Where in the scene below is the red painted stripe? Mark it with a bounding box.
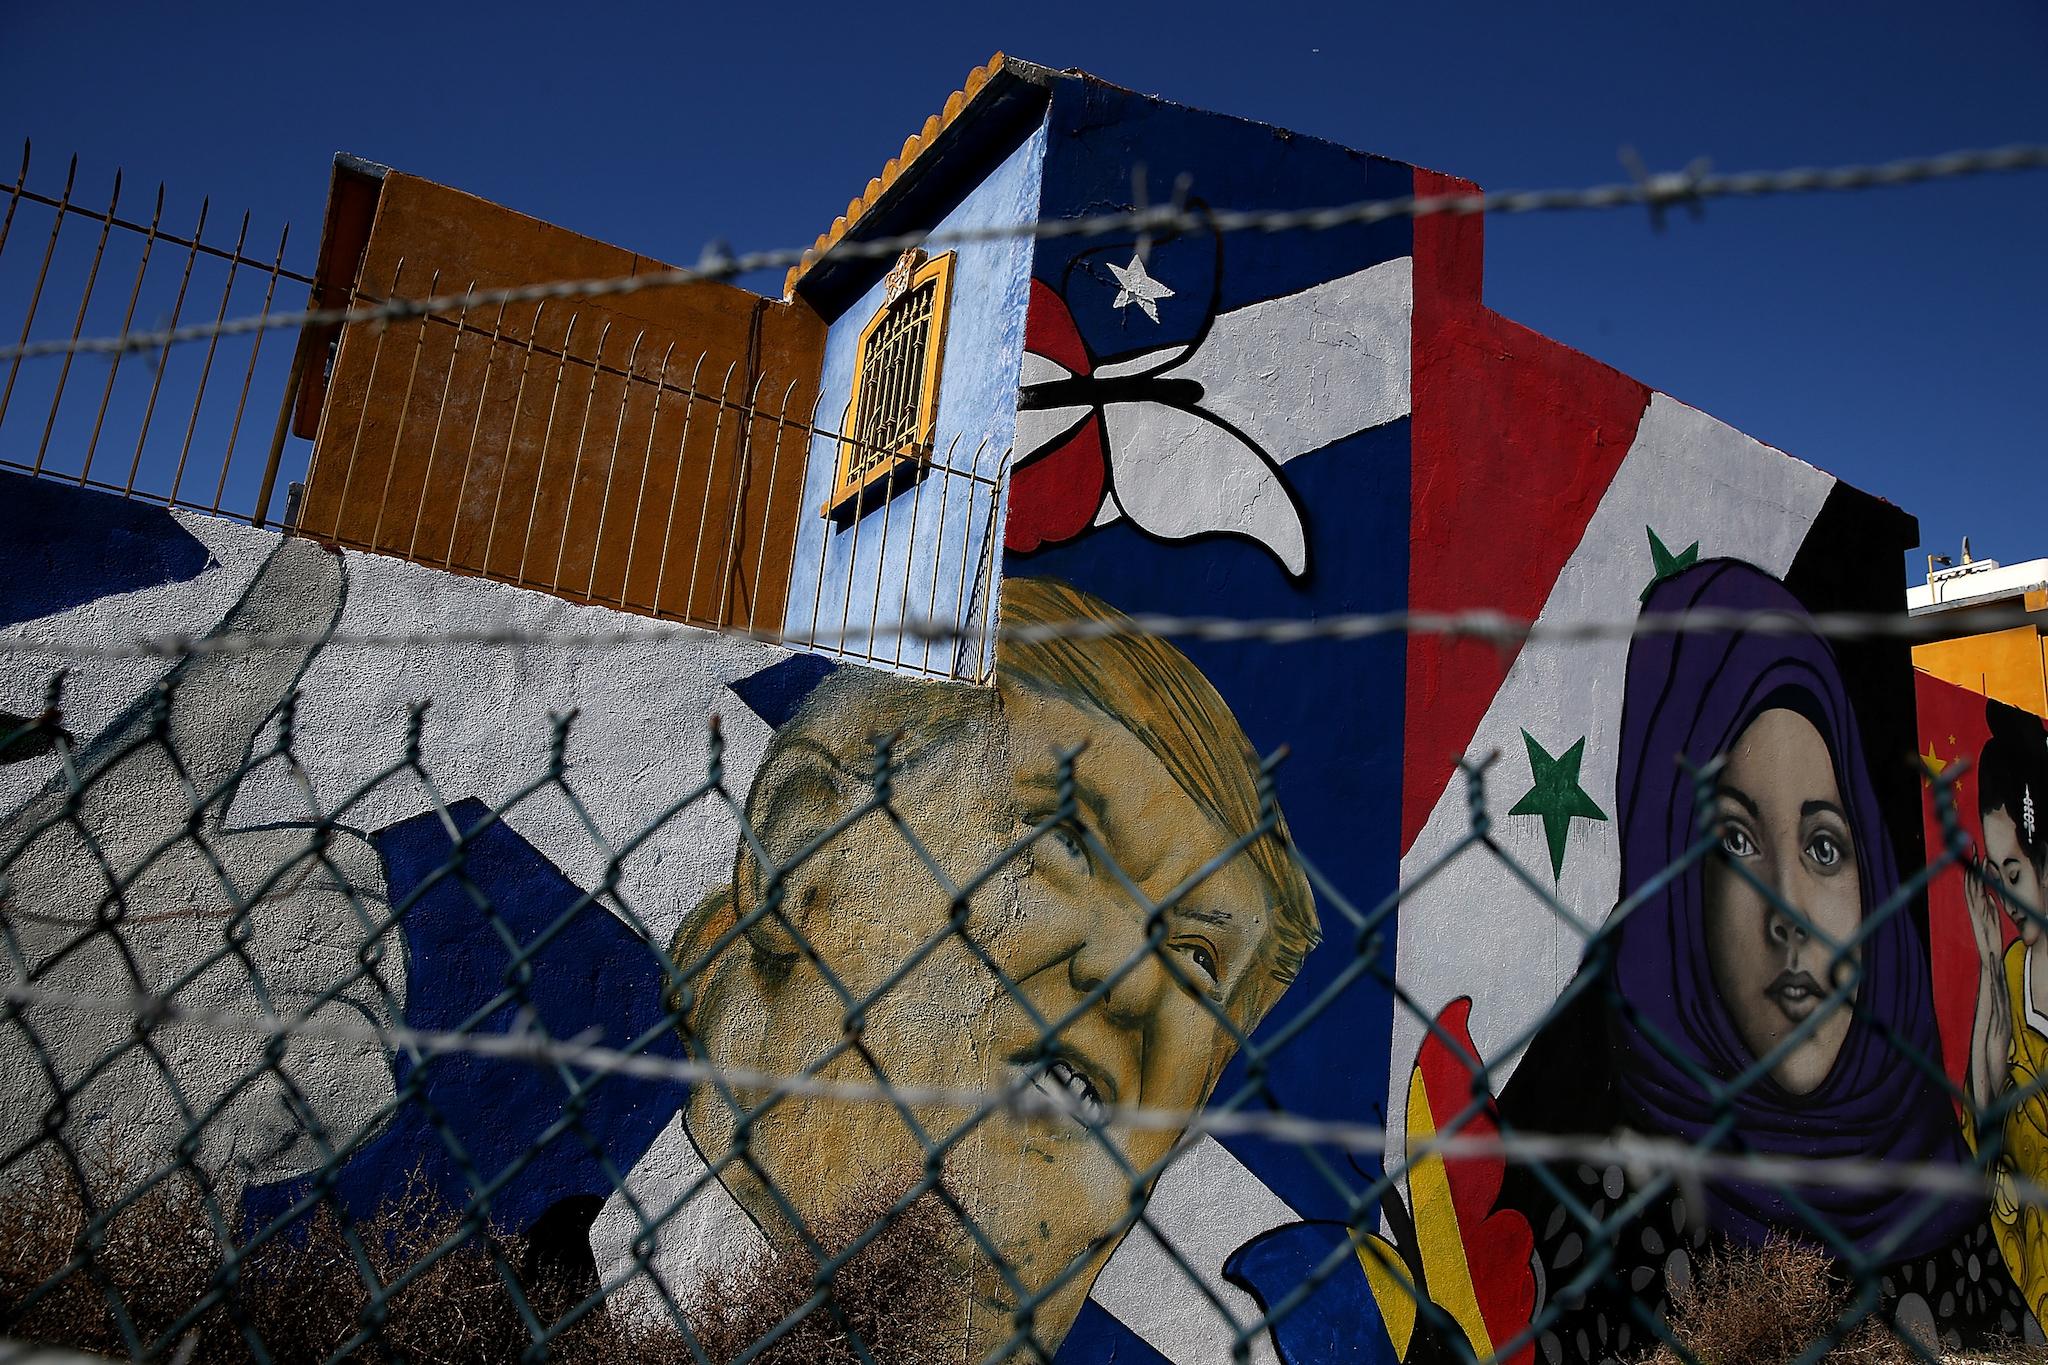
[1403,169,1651,854]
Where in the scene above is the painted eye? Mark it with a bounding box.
[1807,831,1844,870]
[1719,823,1757,858]
[1027,813,1091,873]
[1174,940,1220,984]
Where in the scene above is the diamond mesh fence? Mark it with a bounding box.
[1,538,2043,1365]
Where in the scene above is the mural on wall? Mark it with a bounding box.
[1006,76,1421,1362]
[1920,673,2048,1332]
[0,474,760,1291]
[0,534,403,1189]
[661,575,1316,1357]
[988,75,2004,1360]
[1008,220,1412,578]
[1227,566,2038,1365]
[8,64,2023,1362]
[1472,562,2019,1361]
[2,473,1324,1360]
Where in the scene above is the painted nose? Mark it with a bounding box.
[1070,902,1169,1028]
[1766,910,1808,948]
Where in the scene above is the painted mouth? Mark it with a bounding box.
[1765,969,1829,1022]
[1012,1051,1111,1127]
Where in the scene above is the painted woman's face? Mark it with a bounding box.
[1983,809,2048,947]
[1702,707,1862,1095]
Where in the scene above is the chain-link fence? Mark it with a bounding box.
[4,106,2048,1365]
[1,546,2043,1365]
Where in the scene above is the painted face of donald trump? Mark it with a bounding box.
[669,578,1316,1357]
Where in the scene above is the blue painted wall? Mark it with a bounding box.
[783,122,1047,679]
[1014,77,1416,1228]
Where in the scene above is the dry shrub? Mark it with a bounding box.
[1,1142,540,1364]
[0,1137,224,1356]
[560,1173,969,1365]
[2,1138,970,1365]
[1640,1234,1913,1365]
[232,1171,535,1365]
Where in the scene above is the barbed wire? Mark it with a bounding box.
[1,601,2039,665]
[3,142,2045,364]
[2,977,2037,1211]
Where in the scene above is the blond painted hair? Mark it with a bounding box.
[996,577,1319,990]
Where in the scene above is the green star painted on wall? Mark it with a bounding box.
[1642,526,1700,601]
[1509,729,1608,879]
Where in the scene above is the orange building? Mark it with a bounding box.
[1910,550,2048,717]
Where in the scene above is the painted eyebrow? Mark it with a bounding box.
[1014,768,1115,844]
[1172,904,1235,927]
[1801,800,1849,824]
[1714,783,1760,818]
[1016,753,1248,901]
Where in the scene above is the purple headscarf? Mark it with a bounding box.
[1608,559,1976,1257]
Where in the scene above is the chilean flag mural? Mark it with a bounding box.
[1009,255,1412,578]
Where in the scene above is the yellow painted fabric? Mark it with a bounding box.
[1399,1065,1496,1360]
[1357,1232,1418,1358]
[1976,942,2048,1327]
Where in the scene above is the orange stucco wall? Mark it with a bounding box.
[298,172,825,631]
[1911,592,2048,719]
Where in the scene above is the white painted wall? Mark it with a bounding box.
[0,510,798,1201]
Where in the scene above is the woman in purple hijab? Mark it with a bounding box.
[1495,559,2027,1362]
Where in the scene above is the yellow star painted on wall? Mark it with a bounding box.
[1921,742,1950,785]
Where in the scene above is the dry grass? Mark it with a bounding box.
[0,1137,968,1364]
[1944,1346,2048,1364]
[1638,1234,1914,1365]
[561,1179,968,1365]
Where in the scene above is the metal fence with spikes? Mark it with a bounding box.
[292,265,1004,679]
[0,142,314,526]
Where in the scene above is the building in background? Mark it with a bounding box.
[12,53,2031,1365]
[1911,541,2048,718]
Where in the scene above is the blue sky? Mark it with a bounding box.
[6,1,2044,584]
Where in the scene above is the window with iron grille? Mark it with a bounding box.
[826,250,953,518]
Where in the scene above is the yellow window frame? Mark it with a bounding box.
[824,250,955,519]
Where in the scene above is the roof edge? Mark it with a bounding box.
[784,53,1053,305]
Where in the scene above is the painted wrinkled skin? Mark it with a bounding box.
[0,538,402,1197]
[1702,707,1861,1095]
[672,590,1308,1359]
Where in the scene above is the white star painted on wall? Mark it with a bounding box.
[1107,253,1174,322]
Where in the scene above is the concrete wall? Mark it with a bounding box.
[0,469,813,1270]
